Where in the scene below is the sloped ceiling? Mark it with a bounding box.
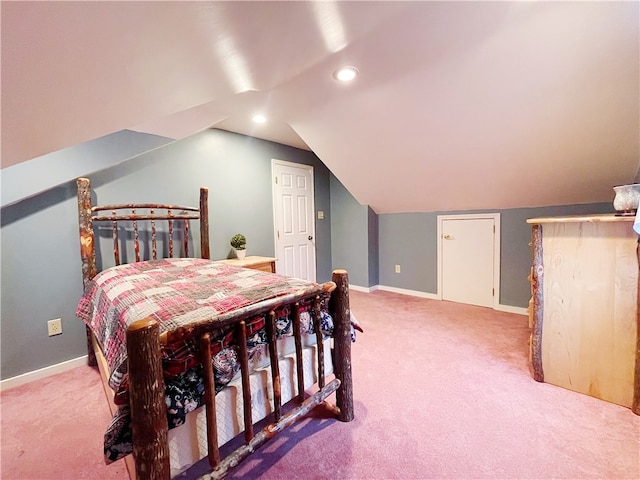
[2,1,638,213]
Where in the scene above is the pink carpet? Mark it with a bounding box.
[1,363,128,480]
[3,290,639,479]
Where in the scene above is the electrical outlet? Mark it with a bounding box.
[395,264,401,273]
[47,318,63,336]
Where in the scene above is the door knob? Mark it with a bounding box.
[444,234,453,240]
[308,235,313,241]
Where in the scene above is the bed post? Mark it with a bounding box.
[77,177,98,367]
[530,223,544,383]
[127,318,170,480]
[330,269,354,422]
[200,187,210,259]
[633,240,640,415]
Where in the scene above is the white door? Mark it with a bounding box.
[438,215,499,308]
[272,160,316,281]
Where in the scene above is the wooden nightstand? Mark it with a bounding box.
[217,256,276,273]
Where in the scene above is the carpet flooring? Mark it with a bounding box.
[0,362,128,480]
[2,289,639,479]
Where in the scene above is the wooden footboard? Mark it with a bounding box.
[126,269,354,480]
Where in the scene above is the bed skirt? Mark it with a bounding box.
[168,336,333,476]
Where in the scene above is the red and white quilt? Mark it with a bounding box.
[76,258,318,391]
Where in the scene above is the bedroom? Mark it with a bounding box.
[1,1,639,479]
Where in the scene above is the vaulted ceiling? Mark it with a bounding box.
[2,1,638,213]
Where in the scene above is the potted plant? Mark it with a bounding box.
[230,233,247,259]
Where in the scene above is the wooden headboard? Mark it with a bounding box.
[76,177,210,287]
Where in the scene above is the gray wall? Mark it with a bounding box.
[330,175,371,287]
[367,207,379,287]
[1,129,333,380]
[1,130,174,208]
[379,213,438,292]
[378,203,614,307]
[87,129,334,272]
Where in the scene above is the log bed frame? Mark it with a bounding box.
[76,177,355,480]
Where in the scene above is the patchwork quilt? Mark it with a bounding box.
[76,258,323,392]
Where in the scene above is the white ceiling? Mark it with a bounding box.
[2,1,638,213]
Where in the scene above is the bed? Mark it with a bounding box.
[74,177,357,480]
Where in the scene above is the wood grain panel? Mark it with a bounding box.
[541,221,637,407]
[216,256,276,273]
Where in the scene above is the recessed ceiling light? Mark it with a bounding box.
[252,114,267,124]
[333,66,359,82]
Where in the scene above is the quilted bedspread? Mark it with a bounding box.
[76,258,320,392]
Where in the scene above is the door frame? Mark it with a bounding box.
[271,159,317,281]
[436,213,501,308]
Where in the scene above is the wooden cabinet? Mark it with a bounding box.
[217,256,276,273]
[527,214,639,413]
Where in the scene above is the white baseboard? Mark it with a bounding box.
[349,284,379,293]
[358,284,528,316]
[376,285,439,299]
[495,304,528,316]
[0,355,88,392]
